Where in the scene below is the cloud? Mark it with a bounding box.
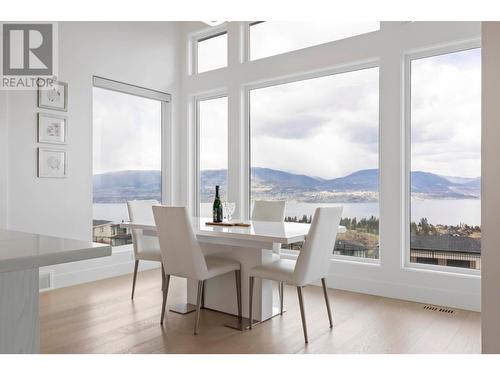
[410,48,481,177]
[251,67,380,179]
[93,87,162,174]
[252,113,329,139]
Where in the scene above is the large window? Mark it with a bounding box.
[197,32,228,73]
[250,21,380,61]
[409,48,481,270]
[198,96,228,216]
[250,67,380,259]
[93,83,164,247]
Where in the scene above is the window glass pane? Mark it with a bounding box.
[199,97,228,216]
[197,32,228,73]
[250,21,380,60]
[92,87,162,247]
[250,67,380,259]
[410,48,481,270]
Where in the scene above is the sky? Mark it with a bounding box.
[93,87,161,175]
[92,23,481,180]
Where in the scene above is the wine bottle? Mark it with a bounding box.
[213,185,223,222]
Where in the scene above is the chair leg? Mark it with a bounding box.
[321,278,333,328]
[279,282,284,315]
[249,276,255,329]
[297,286,308,343]
[194,280,204,335]
[161,263,165,291]
[201,280,206,309]
[235,270,242,318]
[160,274,171,325]
[131,260,139,300]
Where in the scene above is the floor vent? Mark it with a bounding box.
[423,305,455,314]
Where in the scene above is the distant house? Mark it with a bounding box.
[92,220,132,247]
[410,234,481,270]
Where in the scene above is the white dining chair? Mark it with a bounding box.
[248,206,343,343]
[251,200,286,222]
[251,200,286,304]
[127,200,163,300]
[153,205,242,335]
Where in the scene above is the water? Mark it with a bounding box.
[94,199,481,227]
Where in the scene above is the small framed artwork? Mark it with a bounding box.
[38,81,68,112]
[37,148,67,178]
[38,113,67,144]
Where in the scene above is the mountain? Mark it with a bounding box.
[93,170,161,203]
[252,167,321,189]
[93,168,480,204]
[322,169,379,191]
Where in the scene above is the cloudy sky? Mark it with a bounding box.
[93,23,481,181]
[93,87,161,175]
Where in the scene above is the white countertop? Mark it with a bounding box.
[122,217,346,245]
[0,229,112,273]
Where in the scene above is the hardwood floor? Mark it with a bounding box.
[40,269,480,354]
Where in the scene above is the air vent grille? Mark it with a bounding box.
[423,305,455,314]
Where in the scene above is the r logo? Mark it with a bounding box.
[2,23,53,76]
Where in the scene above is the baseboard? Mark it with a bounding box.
[43,248,161,290]
[323,273,480,312]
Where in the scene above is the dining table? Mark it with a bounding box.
[121,217,346,329]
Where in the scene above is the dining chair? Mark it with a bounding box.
[251,200,286,222]
[127,200,163,300]
[248,206,343,343]
[153,205,242,335]
[251,200,286,304]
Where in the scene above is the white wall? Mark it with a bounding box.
[481,21,500,353]
[4,22,181,287]
[179,21,482,311]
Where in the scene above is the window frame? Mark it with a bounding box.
[189,24,229,75]
[91,77,172,250]
[244,60,381,264]
[403,40,481,276]
[194,91,229,217]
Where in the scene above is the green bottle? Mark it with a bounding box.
[213,185,223,222]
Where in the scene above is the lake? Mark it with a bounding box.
[94,199,481,226]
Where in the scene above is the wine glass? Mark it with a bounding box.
[224,202,236,222]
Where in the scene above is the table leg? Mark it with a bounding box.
[187,244,278,330]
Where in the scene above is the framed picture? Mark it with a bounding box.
[37,148,67,178]
[37,113,67,144]
[38,81,68,111]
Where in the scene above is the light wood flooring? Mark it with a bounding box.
[40,269,480,354]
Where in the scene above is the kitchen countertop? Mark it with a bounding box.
[0,229,112,273]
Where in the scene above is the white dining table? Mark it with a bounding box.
[121,217,345,329]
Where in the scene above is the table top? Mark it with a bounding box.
[121,217,346,245]
[0,229,111,273]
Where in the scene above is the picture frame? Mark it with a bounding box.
[38,81,68,112]
[37,148,67,178]
[37,113,67,144]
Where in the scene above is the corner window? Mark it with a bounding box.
[197,31,228,73]
[92,78,168,247]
